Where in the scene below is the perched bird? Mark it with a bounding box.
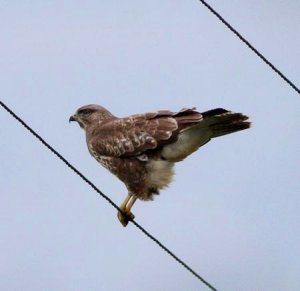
[69,104,250,226]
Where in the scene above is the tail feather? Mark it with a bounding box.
[201,110,251,138]
[162,108,250,162]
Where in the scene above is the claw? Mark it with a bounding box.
[117,210,135,227]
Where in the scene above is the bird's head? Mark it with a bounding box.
[69,104,115,130]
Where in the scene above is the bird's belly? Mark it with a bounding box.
[93,153,174,200]
[161,125,211,161]
[93,155,148,191]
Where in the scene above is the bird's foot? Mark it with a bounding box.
[117,210,135,227]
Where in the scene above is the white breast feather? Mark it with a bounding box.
[146,160,174,190]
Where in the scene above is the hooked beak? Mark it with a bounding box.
[69,114,77,123]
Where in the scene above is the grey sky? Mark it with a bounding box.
[1,1,299,290]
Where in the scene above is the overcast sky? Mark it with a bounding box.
[1,1,299,290]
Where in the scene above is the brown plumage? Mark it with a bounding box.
[69,104,250,226]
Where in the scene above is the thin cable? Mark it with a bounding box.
[198,0,300,95]
[0,100,217,291]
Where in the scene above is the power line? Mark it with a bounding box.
[198,0,300,95]
[0,100,217,291]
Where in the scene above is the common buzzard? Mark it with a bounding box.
[69,105,250,226]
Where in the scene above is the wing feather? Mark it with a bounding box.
[88,108,203,157]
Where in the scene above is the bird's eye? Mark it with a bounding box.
[78,108,94,115]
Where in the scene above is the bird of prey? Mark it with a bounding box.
[69,104,250,226]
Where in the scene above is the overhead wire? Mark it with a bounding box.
[198,0,300,95]
[0,100,217,291]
